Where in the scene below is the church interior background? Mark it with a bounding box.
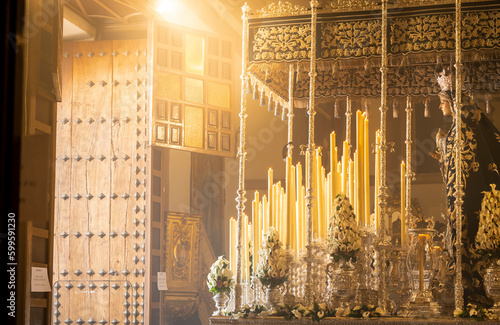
[2,0,500,324]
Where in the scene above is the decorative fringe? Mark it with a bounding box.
[424,97,430,118]
[334,98,340,119]
[486,93,492,114]
[393,99,399,118]
[364,98,370,118]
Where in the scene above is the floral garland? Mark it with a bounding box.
[327,194,362,263]
[474,184,500,259]
[255,227,288,288]
[229,303,385,322]
[454,303,497,321]
[206,256,234,295]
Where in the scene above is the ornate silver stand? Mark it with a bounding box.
[399,229,441,318]
[485,259,500,316]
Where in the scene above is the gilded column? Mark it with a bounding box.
[378,0,389,312]
[235,3,250,311]
[305,0,319,306]
[405,95,413,248]
[288,64,295,157]
[454,0,465,310]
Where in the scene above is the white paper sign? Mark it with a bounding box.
[157,272,168,290]
[31,267,51,292]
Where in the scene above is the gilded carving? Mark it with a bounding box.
[250,9,500,61]
[164,214,201,291]
[163,297,198,320]
[321,20,382,59]
[172,222,192,281]
[390,15,455,54]
[254,1,308,18]
[462,11,500,49]
[251,24,311,61]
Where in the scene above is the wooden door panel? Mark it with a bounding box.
[54,39,147,324]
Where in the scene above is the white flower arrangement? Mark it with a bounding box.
[454,304,496,320]
[474,184,500,259]
[327,194,362,263]
[255,227,288,288]
[207,256,234,295]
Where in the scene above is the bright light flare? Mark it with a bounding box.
[156,0,178,15]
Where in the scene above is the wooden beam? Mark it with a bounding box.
[63,5,96,39]
[93,0,126,23]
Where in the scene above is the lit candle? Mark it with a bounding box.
[364,116,370,229]
[296,163,304,251]
[356,111,364,226]
[273,183,279,229]
[262,195,269,236]
[349,158,354,207]
[230,217,237,272]
[281,186,286,245]
[312,151,319,238]
[252,191,260,268]
[258,201,263,261]
[320,165,327,238]
[286,156,291,247]
[243,214,248,281]
[342,141,349,194]
[289,164,296,251]
[401,161,406,247]
[327,172,332,228]
[330,131,336,174]
[268,168,273,227]
[300,186,306,249]
[353,151,358,219]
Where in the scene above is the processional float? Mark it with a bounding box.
[224,0,500,319]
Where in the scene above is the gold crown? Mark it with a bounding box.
[437,70,452,91]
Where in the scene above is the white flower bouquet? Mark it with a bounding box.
[207,256,235,295]
[327,194,362,263]
[256,227,288,288]
[474,184,500,259]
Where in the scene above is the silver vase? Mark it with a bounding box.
[265,286,281,310]
[484,258,500,316]
[327,261,356,309]
[212,292,229,316]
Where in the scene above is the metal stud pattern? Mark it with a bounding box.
[55,43,146,323]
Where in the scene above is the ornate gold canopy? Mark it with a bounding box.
[246,0,500,108]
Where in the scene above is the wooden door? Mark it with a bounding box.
[53,39,148,325]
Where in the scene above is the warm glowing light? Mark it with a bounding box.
[156,0,178,15]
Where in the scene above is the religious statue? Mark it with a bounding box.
[431,68,500,306]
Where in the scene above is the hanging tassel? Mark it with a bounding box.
[334,98,340,119]
[398,56,407,75]
[332,61,338,78]
[274,101,280,117]
[260,90,266,106]
[268,96,273,111]
[393,99,399,118]
[282,106,287,121]
[253,82,258,101]
[364,59,370,77]
[424,97,430,118]
[435,54,443,73]
[365,98,370,118]
[486,93,492,114]
[246,79,252,95]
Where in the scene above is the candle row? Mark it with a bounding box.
[230,111,380,279]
